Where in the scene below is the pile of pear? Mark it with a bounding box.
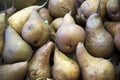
[0,0,120,80]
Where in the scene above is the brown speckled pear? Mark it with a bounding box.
[29,42,54,80]
[76,42,115,80]
[52,48,80,80]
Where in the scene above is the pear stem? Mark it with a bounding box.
[39,0,48,9]
[96,0,101,13]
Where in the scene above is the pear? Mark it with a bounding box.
[22,9,49,47]
[76,42,115,80]
[29,42,54,80]
[39,7,53,24]
[49,17,63,41]
[48,0,76,17]
[104,22,120,51]
[8,2,47,34]
[114,33,120,51]
[0,13,5,57]
[52,48,80,80]
[2,26,33,64]
[55,12,85,53]
[76,0,108,25]
[0,61,28,80]
[85,12,114,58]
[106,0,120,21]
[104,22,120,37]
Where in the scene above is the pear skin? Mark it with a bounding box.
[85,13,114,58]
[52,48,80,80]
[8,4,47,34]
[104,22,120,37]
[0,13,5,57]
[76,42,115,80]
[49,17,63,41]
[0,61,28,80]
[104,22,120,51]
[114,33,120,51]
[76,0,108,24]
[22,9,50,47]
[29,42,54,80]
[106,0,120,21]
[55,12,85,53]
[48,0,76,17]
[3,26,33,64]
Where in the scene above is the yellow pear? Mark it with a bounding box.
[8,2,47,34]
[3,26,33,64]
[52,48,80,80]
[22,9,50,47]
